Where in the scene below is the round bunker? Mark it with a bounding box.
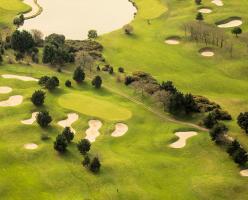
[85,120,102,143]
[2,74,38,82]
[198,8,213,14]
[199,48,215,57]
[0,95,23,107]
[24,143,38,150]
[240,169,248,177]
[0,86,12,94]
[111,123,128,137]
[57,113,79,134]
[216,17,242,28]
[211,0,223,6]
[169,131,198,148]
[21,112,38,125]
[165,36,180,45]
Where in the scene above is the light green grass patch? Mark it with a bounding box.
[58,93,132,121]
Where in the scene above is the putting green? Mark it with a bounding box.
[58,93,132,121]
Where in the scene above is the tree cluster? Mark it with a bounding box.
[36,111,52,128]
[54,127,74,153]
[38,76,59,90]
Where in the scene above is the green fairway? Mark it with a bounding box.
[58,93,132,121]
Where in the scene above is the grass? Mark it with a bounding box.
[58,93,132,121]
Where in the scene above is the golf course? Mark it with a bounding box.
[0,0,248,199]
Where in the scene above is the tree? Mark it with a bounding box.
[227,140,241,155]
[75,51,94,72]
[65,80,72,87]
[36,111,52,128]
[88,30,98,40]
[232,27,242,37]
[44,76,59,90]
[123,24,134,35]
[31,90,45,106]
[237,112,248,134]
[11,30,35,53]
[73,67,85,83]
[184,93,197,114]
[168,92,185,114]
[118,67,124,73]
[90,157,101,173]
[31,29,44,46]
[82,155,91,167]
[195,0,202,5]
[77,139,91,155]
[124,76,134,85]
[203,112,217,128]
[196,12,204,21]
[92,76,102,89]
[62,127,74,143]
[232,148,248,165]
[39,76,50,86]
[13,14,24,27]
[54,134,68,153]
[209,123,228,144]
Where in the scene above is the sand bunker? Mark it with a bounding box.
[211,0,223,6]
[240,169,248,177]
[0,95,23,107]
[198,8,212,14]
[0,87,12,94]
[217,20,243,28]
[2,74,38,82]
[111,123,128,137]
[85,120,102,143]
[169,131,198,148]
[23,0,41,18]
[165,37,180,45]
[24,143,38,150]
[57,113,79,133]
[201,51,215,57]
[21,112,38,125]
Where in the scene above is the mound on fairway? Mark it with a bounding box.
[21,112,38,125]
[111,123,128,137]
[198,8,212,14]
[165,36,180,45]
[2,74,38,81]
[85,120,102,143]
[57,113,79,134]
[0,95,23,107]
[58,93,132,121]
[24,143,38,150]
[0,86,12,94]
[240,169,248,177]
[169,131,198,148]
[211,0,223,6]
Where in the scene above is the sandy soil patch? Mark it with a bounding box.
[2,74,38,82]
[0,95,23,107]
[198,8,212,14]
[217,20,243,28]
[111,123,128,137]
[211,0,223,6]
[21,112,38,125]
[57,113,79,133]
[23,0,41,18]
[0,87,12,94]
[201,51,215,57]
[24,143,38,150]
[85,120,102,143]
[169,131,198,148]
[240,169,248,177]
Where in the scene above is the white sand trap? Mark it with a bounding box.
[201,51,215,57]
[24,143,38,150]
[165,37,180,45]
[217,20,243,28]
[211,0,223,6]
[198,8,212,14]
[2,74,38,82]
[0,87,12,94]
[240,169,248,177]
[169,131,198,148]
[111,123,128,137]
[0,95,23,107]
[23,0,40,18]
[85,120,102,143]
[57,113,79,133]
[21,112,38,125]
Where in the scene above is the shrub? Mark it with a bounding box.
[212,109,232,121]
[118,67,124,73]
[45,77,59,90]
[196,12,204,21]
[90,157,101,173]
[36,111,52,128]
[62,127,74,143]
[195,0,201,5]
[109,67,114,74]
[31,90,46,106]
[82,155,91,167]
[123,24,134,35]
[209,123,228,144]
[168,92,185,114]
[160,81,177,94]
[92,75,102,89]
[77,139,91,155]
[65,80,72,87]
[54,134,68,153]
[237,112,248,134]
[232,27,242,37]
[124,76,134,85]
[39,76,50,86]
[88,30,98,40]
[203,113,218,128]
[73,67,85,83]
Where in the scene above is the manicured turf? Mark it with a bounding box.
[58,93,132,121]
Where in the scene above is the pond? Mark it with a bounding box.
[21,0,136,39]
